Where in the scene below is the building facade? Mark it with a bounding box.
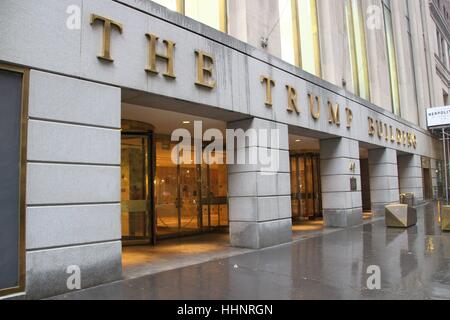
[0,0,448,299]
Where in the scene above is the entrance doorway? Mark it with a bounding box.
[121,120,229,246]
[360,158,372,212]
[423,168,432,200]
[422,157,433,200]
[154,137,229,239]
[121,121,155,245]
[290,153,322,221]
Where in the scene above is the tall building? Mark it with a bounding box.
[0,0,448,299]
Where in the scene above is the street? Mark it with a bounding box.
[52,203,450,300]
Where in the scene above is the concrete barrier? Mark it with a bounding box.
[441,206,450,232]
[385,204,417,228]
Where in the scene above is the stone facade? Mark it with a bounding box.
[0,0,447,299]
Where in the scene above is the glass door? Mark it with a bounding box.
[154,136,229,239]
[290,153,322,221]
[207,152,229,229]
[155,139,180,238]
[121,133,154,244]
[291,156,300,220]
[179,161,201,234]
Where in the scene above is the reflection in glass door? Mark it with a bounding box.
[155,139,179,237]
[201,150,229,230]
[155,137,229,240]
[122,130,230,244]
[179,162,200,234]
[290,153,322,221]
[121,133,154,244]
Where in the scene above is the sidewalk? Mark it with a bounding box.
[51,203,450,300]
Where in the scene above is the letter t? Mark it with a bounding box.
[90,14,123,62]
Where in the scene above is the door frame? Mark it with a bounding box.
[290,153,322,221]
[121,122,156,246]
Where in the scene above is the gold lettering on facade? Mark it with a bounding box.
[286,86,300,114]
[367,118,416,149]
[195,51,216,89]
[396,129,402,145]
[384,123,388,141]
[349,161,356,173]
[308,93,320,119]
[90,14,123,62]
[328,102,340,126]
[345,107,353,128]
[145,34,176,78]
[261,76,275,107]
[368,117,376,136]
[407,133,413,147]
[390,126,395,142]
[376,121,383,139]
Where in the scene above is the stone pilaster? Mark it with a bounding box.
[320,138,363,227]
[25,71,122,299]
[368,148,400,215]
[398,154,424,204]
[227,118,292,249]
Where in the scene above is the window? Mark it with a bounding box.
[405,0,419,109]
[152,0,179,11]
[441,37,447,63]
[279,0,321,76]
[383,0,401,116]
[346,0,370,100]
[0,65,28,297]
[437,30,442,59]
[279,0,298,66]
[185,0,227,33]
[152,0,227,33]
[448,46,450,69]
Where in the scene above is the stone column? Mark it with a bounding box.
[26,71,122,299]
[227,118,292,249]
[368,148,400,215]
[398,154,424,204]
[320,137,363,227]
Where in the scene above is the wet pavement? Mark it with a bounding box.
[52,202,450,300]
[122,233,252,279]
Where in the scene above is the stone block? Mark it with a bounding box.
[441,206,450,232]
[25,241,122,299]
[385,204,417,228]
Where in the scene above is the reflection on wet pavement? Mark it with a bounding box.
[52,202,450,300]
[122,233,252,279]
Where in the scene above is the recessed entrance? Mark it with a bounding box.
[120,105,235,278]
[154,137,228,239]
[121,127,155,244]
[121,119,229,245]
[290,153,322,221]
[359,147,373,218]
[289,134,324,234]
[422,157,433,200]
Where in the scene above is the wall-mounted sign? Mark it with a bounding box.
[350,177,357,192]
[90,13,355,130]
[426,106,450,128]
